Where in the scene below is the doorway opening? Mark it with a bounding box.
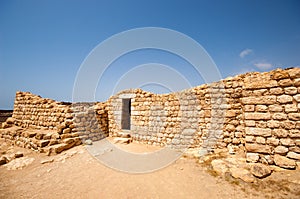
[121,98,131,130]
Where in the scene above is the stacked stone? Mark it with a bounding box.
[108,87,226,150]
[221,76,245,152]
[243,68,300,169]
[72,102,108,142]
[131,92,182,148]
[0,91,82,155]
[107,96,122,137]
[12,91,72,130]
[0,125,81,155]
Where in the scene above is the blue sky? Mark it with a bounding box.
[0,0,299,109]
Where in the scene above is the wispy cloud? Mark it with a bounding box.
[254,62,273,70]
[239,49,253,58]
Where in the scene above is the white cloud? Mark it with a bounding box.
[254,62,273,70]
[239,49,253,58]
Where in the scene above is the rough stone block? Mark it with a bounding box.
[284,104,298,113]
[284,87,297,95]
[268,105,283,112]
[278,79,293,87]
[269,87,284,95]
[290,130,300,138]
[287,68,300,79]
[274,154,296,169]
[272,129,288,138]
[266,137,279,146]
[267,120,280,128]
[182,129,196,136]
[293,94,300,102]
[245,136,255,143]
[288,113,300,121]
[244,80,278,89]
[245,143,272,154]
[246,153,259,163]
[274,146,288,155]
[244,113,270,120]
[272,113,287,120]
[280,138,295,146]
[256,136,266,144]
[245,127,271,137]
[242,96,276,105]
[250,163,271,178]
[287,151,300,160]
[245,120,256,127]
[271,70,290,80]
[277,95,293,104]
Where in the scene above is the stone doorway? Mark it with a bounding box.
[121,98,131,130]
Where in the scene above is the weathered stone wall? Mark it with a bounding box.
[1,67,299,167]
[71,102,108,142]
[12,91,73,130]
[242,68,300,168]
[108,67,300,168]
[0,92,108,154]
[107,82,243,151]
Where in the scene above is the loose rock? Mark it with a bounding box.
[250,163,272,178]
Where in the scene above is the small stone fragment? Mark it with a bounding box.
[40,158,54,164]
[246,153,259,163]
[250,163,272,178]
[84,139,93,145]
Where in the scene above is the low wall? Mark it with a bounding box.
[12,91,72,130]
[0,92,108,154]
[71,102,109,142]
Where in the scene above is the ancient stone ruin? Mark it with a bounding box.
[1,67,300,171]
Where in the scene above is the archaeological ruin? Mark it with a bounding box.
[1,67,300,170]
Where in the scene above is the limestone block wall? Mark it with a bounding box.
[242,68,300,167]
[107,67,300,168]
[1,91,108,154]
[12,91,73,130]
[107,80,244,151]
[2,67,300,166]
[71,102,108,142]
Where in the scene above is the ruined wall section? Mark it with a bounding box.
[12,91,72,130]
[71,102,108,142]
[108,68,300,166]
[242,68,300,168]
[107,80,244,151]
[1,92,108,154]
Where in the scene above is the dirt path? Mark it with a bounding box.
[0,140,299,199]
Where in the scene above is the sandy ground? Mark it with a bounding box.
[0,139,299,199]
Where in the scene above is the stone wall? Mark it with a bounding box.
[12,91,73,130]
[107,67,300,168]
[107,81,243,152]
[242,68,300,168]
[1,67,299,168]
[71,102,108,142]
[0,92,108,154]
